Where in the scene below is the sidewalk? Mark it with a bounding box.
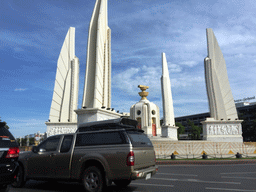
[156,159,256,165]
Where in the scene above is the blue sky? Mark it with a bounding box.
[1,0,256,138]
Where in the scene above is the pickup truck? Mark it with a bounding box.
[12,118,158,192]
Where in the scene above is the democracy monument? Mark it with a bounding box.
[202,28,243,142]
[45,0,256,158]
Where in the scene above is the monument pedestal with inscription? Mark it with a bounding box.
[201,118,243,142]
[75,108,123,127]
[45,122,78,137]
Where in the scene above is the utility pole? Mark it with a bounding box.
[26,135,29,146]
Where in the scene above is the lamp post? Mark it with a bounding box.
[26,135,29,146]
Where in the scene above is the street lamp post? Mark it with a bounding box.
[26,135,29,146]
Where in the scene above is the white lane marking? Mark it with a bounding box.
[206,187,256,191]
[157,173,198,177]
[221,172,256,175]
[151,178,241,184]
[132,183,174,187]
[222,176,256,180]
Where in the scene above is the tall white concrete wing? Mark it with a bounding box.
[49,27,79,123]
[82,0,111,109]
[204,28,238,121]
[161,53,175,127]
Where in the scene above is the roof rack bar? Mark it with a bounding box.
[76,118,141,133]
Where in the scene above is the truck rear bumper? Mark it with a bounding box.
[130,165,158,180]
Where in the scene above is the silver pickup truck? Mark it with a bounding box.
[12,118,158,192]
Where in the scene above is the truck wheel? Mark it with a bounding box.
[113,179,131,187]
[82,166,103,192]
[11,166,26,188]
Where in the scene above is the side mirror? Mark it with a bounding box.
[32,146,38,153]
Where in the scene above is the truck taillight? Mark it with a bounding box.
[127,151,134,166]
[6,147,19,158]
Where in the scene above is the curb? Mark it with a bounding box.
[156,159,256,165]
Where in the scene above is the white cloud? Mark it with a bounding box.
[216,31,256,47]
[168,63,182,73]
[180,61,198,67]
[14,88,27,91]
[171,76,204,88]
[174,98,208,105]
[7,118,47,138]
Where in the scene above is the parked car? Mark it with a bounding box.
[12,118,158,192]
[0,122,19,191]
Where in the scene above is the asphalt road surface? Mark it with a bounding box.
[7,163,256,192]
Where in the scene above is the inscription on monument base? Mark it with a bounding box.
[207,124,241,135]
[47,127,77,137]
[45,122,78,137]
[202,120,243,142]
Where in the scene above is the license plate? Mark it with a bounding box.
[145,173,151,180]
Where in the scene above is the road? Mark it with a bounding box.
[8,163,256,192]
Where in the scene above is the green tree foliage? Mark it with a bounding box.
[239,112,256,141]
[187,119,202,140]
[175,122,185,140]
[17,138,26,146]
[17,137,35,146]
[29,137,35,145]
[0,117,9,129]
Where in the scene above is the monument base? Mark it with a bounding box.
[45,122,78,137]
[161,125,179,140]
[75,108,123,127]
[201,118,243,142]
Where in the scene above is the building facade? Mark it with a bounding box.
[175,102,256,140]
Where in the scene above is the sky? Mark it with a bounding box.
[1,0,256,138]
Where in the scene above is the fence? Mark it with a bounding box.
[151,140,256,159]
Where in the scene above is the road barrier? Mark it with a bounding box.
[151,140,256,159]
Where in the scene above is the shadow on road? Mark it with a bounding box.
[8,180,140,192]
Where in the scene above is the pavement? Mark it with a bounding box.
[156,159,256,165]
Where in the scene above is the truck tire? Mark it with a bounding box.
[11,166,26,188]
[82,166,103,192]
[113,179,131,187]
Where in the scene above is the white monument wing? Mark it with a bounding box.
[82,0,111,109]
[49,27,79,123]
[205,28,238,121]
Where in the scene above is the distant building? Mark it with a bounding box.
[28,134,35,138]
[175,102,256,140]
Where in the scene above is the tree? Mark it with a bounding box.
[17,138,26,146]
[0,117,9,129]
[239,112,256,141]
[175,122,185,140]
[29,137,35,145]
[187,119,202,140]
